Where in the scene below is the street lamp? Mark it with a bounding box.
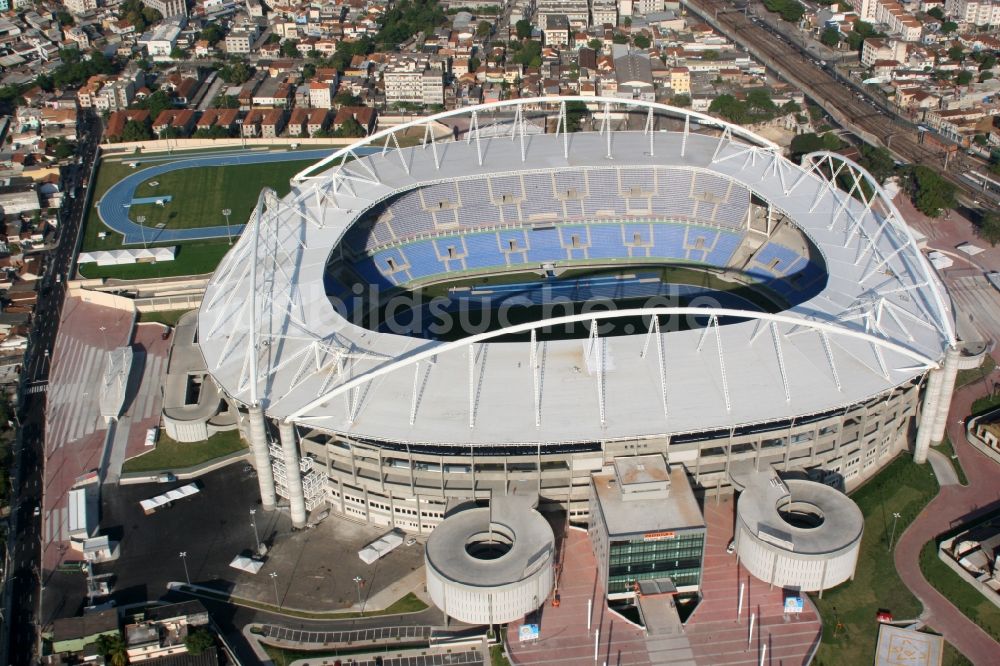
[269,571,280,607]
[887,512,902,552]
[136,215,147,250]
[179,551,190,585]
[250,508,261,554]
[222,208,232,245]
[353,575,363,611]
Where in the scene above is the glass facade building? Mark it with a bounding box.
[606,531,705,595]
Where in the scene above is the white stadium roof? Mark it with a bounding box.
[198,97,954,447]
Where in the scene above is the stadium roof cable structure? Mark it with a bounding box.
[198,97,954,447]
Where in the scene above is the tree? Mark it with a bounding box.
[46,138,76,160]
[334,91,362,106]
[928,6,945,19]
[906,165,955,217]
[948,45,965,62]
[219,61,251,84]
[789,132,825,157]
[746,88,776,113]
[170,46,187,60]
[512,40,542,67]
[857,143,895,183]
[281,40,300,57]
[941,21,958,33]
[201,24,224,44]
[981,71,994,82]
[334,116,367,138]
[515,19,533,40]
[95,634,128,666]
[847,21,881,51]
[612,33,629,44]
[477,20,491,38]
[133,89,173,120]
[977,212,1000,246]
[266,33,281,44]
[185,628,215,656]
[820,132,843,151]
[622,17,632,27]
[977,54,997,70]
[956,70,973,85]
[709,94,748,124]
[670,94,691,107]
[56,11,74,26]
[587,38,602,51]
[762,0,805,23]
[468,56,481,72]
[633,34,651,49]
[565,100,588,132]
[820,27,840,47]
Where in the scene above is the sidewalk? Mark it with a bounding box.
[892,381,1000,664]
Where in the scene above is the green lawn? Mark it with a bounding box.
[934,434,968,485]
[490,644,512,666]
[77,153,315,280]
[136,309,194,326]
[182,588,427,620]
[811,455,941,666]
[920,539,1000,643]
[971,391,1000,416]
[122,430,246,473]
[129,158,315,230]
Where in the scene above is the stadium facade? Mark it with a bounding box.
[197,97,961,533]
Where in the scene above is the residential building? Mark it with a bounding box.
[384,62,445,106]
[670,66,691,95]
[124,601,209,663]
[308,80,333,108]
[287,107,308,136]
[333,106,378,135]
[944,0,1000,25]
[138,17,185,61]
[544,14,571,46]
[537,0,590,27]
[260,109,286,138]
[142,0,188,18]
[225,29,256,55]
[593,0,618,26]
[63,0,99,15]
[307,108,329,136]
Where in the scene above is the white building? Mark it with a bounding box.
[225,29,256,55]
[384,62,445,106]
[142,0,188,18]
[592,0,618,26]
[308,81,333,108]
[944,0,1000,25]
[63,0,98,15]
[138,17,185,61]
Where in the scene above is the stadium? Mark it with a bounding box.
[196,96,958,538]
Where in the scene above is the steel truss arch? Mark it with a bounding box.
[283,306,938,423]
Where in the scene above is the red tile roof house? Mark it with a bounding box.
[307,108,329,137]
[241,109,265,137]
[287,107,309,137]
[152,110,197,137]
[332,106,377,135]
[105,110,150,140]
[260,109,287,138]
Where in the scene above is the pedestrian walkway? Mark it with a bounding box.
[42,297,133,572]
[893,380,1000,664]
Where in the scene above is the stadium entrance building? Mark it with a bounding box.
[589,455,706,600]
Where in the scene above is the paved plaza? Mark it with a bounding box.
[506,496,821,665]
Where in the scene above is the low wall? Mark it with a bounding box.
[965,411,1000,465]
[118,447,249,485]
[66,284,137,313]
[100,136,358,154]
[936,538,1000,610]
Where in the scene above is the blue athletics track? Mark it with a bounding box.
[97,148,355,245]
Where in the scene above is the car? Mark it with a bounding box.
[405,537,417,546]
[726,539,736,554]
[33,506,40,518]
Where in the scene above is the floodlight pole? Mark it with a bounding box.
[179,551,190,585]
[887,512,902,552]
[250,508,261,553]
[270,571,280,607]
[222,208,232,245]
[136,215,147,250]
[354,575,363,610]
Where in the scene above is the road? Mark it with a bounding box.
[685,0,995,210]
[893,379,1000,663]
[2,111,103,666]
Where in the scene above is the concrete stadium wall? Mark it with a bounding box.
[99,136,358,153]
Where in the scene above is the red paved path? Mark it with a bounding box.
[893,381,1000,665]
[507,498,820,665]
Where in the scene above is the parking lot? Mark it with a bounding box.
[94,463,426,612]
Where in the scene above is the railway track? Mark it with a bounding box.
[687,0,994,209]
